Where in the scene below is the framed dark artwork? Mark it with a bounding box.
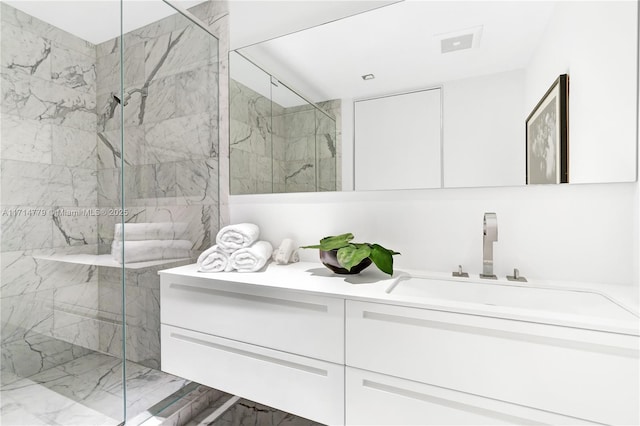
[526,74,568,184]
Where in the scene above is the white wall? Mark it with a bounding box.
[230,182,636,286]
[635,34,640,287]
[525,1,637,184]
[444,69,525,187]
[343,69,526,190]
[354,89,441,190]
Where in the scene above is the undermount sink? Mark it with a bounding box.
[386,276,639,322]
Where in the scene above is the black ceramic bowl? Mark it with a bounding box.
[320,249,372,275]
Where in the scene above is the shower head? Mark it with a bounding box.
[112,94,128,106]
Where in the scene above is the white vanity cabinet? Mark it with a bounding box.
[159,264,639,426]
[160,272,345,425]
[345,300,639,425]
[345,367,599,425]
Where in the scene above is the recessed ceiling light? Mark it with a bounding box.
[361,74,375,81]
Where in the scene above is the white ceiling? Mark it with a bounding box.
[3,0,207,44]
[228,0,399,49]
[3,0,559,107]
[237,1,557,103]
[3,0,399,46]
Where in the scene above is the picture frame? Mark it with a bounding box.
[526,74,568,184]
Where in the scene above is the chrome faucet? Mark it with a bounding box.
[480,212,498,279]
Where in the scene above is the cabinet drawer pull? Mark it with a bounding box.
[170,283,328,312]
[362,379,545,425]
[170,332,328,376]
[361,311,638,357]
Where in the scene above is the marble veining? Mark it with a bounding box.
[230,78,338,194]
[0,351,194,425]
[285,163,314,183]
[145,25,211,82]
[97,132,128,168]
[0,3,95,58]
[2,75,97,132]
[320,133,336,158]
[52,125,97,169]
[1,213,53,252]
[145,75,177,124]
[201,399,323,426]
[138,28,188,125]
[1,23,52,80]
[52,212,92,246]
[50,41,96,94]
[96,42,145,96]
[1,2,226,422]
[176,159,219,205]
[0,114,52,164]
[145,112,215,163]
[176,66,218,117]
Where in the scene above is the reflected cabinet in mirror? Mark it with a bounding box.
[230,0,638,194]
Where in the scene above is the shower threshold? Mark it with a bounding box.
[1,351,194,426]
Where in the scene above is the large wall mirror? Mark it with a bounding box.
[230,0,638,194]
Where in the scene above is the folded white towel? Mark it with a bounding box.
[114,222,188,241]
[197,245,231,273]
[216,223,260,253]
[112,240,192,264]
[228,240,273,272]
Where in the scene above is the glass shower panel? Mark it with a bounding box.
[0,0,126,424]
[114,1,221,423]
[1,0,220,424]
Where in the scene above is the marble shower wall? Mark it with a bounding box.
[0,2,101,379]
[230,79,339,194]
[317,99,341,191]
[95,11,220,254]
[229,78,280,194]
[1,1,225,377]
[277,101,338,193]
[94,4,223,367]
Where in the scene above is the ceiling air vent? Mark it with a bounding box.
[435,25,483,54]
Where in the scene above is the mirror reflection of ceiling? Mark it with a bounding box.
[238,1,558,103]
[230,52,311,108]
[3,0,207,44]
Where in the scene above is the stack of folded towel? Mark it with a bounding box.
[197,223,273,273]
[112,222,192,264]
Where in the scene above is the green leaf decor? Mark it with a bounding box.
[302,234,400,275]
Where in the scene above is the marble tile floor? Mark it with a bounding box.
[1,351,191,426]
[187,399,324,426]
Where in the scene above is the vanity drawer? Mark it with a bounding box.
[346,367,598,425]
[161,274,344,363]
[346,300,639,425]
[161,325,344,425]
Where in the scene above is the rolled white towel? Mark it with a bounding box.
[114,222,188,241]
[228,240,273,273]
[197,245,231,273]
[112,240,192,264]
[216,223,260,253]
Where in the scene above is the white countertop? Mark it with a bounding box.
[159,261,640,336]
